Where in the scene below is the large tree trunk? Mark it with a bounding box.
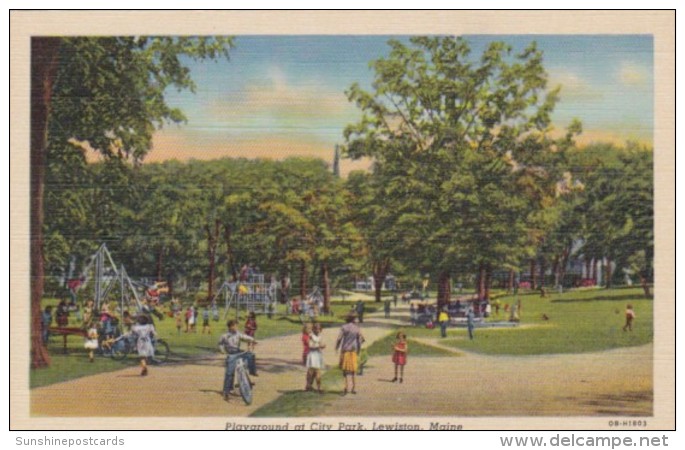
[552,256,560,287]
[585,257,591,280]
[484,264,492,301]
[321,262,331,313]
[559,247,570,288]
[530,259,538,290]
[507,269,515,293]
[299,260,307,299]
[592,258,598,284]
[31,38,61,369]
[280,272,289,303]
[605,257,613,288]
[477,263,486,300]
[639,273,651,297]
[437,270,451,309]
[223,224,238,282]
[538,257,546,288]
[205,220,220,301]
[167,276,174,300]
[372,259,390,303]
[156,247,164,281]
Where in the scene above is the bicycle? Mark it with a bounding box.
[224,351,254,405]
[234,352,253,405]
[102,333,170,364]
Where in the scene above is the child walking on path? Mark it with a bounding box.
[305,323,326,393]
[391,332,407,383]
[131,314,157,376]
[623,304,636,331]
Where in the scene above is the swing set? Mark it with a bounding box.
[70,243,143,314]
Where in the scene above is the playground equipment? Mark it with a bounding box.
[214,272,279,319]
[71,243,143,313]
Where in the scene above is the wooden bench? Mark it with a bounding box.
[48,327,87,354]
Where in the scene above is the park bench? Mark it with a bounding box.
[48,327,87,354]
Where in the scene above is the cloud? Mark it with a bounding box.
[207,66,357,133]
[548,69,601,101]
[618,62,650,87]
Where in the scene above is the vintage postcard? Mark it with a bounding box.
[10,11,674,431]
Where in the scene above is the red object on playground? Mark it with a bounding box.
[67,278,83,291]
[580,279,596,287]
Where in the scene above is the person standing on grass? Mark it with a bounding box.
[466,307,475,340]
[623,304,636,332]
[84,321,99,362]
[384,299,391,318]
[202,307,212,334]
[355,300,365,323]
[175,311,183,336]
[131,314,157,376]
[305,323,326,394]
[41,305,53,344]
[438,307,449,338]
[188,305,197,333]
[391,332,407,383]
[336,313,364,396]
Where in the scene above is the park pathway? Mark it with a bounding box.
[30,307,398,419]
[30,301,652,422]
[313,304,653,418]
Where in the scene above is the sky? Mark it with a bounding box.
[149,35,653,173]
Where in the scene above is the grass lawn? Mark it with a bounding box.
[445,287,652,355]
[30,300,371,388]
[366,332,460,358]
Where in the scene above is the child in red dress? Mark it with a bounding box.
[391,332,407,383]
[244,312,257,337]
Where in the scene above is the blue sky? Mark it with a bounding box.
[151,35,653,172]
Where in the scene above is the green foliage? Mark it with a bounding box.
[343,36,585,288]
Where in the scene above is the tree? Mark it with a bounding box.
[30,36,233,368]
[344,36,573,306]
[567,143,653,293]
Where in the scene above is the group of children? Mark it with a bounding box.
[81,304,158,375]
[299,316,409,394]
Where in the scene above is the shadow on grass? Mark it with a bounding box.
[552,294,653,303]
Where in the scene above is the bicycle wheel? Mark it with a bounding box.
[236,363,253,405]
[110,339,130,361]
[151,339,170,364]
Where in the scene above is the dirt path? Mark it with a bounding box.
[30,306,652,418]
[30,315,394,418]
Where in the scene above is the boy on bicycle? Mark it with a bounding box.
[218,320,258,401]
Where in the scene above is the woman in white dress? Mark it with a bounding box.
[131,314,157,376]
[305,323,325,394]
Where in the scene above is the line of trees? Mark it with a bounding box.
[30,36,653,369]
